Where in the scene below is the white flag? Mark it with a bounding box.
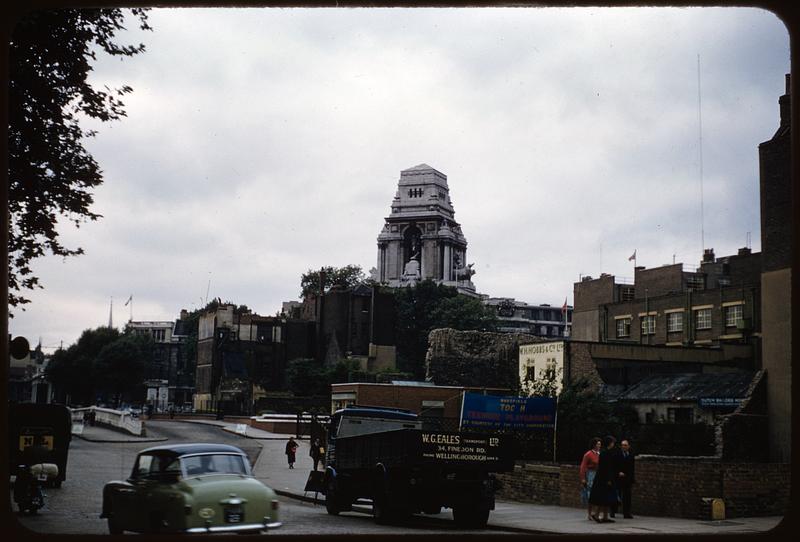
[124,295,132,306]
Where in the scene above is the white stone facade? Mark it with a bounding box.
[376,164,476,294]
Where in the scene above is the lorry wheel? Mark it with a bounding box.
[325,478,341,515]
[453,505,489,529]
[107,516,124,535]
[372,492,391,525]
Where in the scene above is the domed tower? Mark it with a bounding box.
[376,164,476,293]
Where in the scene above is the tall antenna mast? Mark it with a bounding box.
[697,53,706,254]
[108,296,113,329]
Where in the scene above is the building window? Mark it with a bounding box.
[686,274,705,290]
[640,315,655,335]
[544,360,556,380]
[667,407,693,424]
[725,304,743,327]
[616,318,631,338]
[525,366,535,382]
[620,286,635,302]
[667,312,683,333]
[695,308,712,330]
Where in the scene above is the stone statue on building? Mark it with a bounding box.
[455,262,475,281]
[402,251,421,281]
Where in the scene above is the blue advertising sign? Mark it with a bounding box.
[460,393,556,431]
[698,397,743,409]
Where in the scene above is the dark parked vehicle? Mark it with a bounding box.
[13,460,59,515]
[100,443,281,534]
[322,405,514,528]
[8,403,72,488]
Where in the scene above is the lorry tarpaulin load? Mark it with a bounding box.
[322,405,514,528]
[8,403,72,487]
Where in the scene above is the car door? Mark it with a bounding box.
[115,453,156,530]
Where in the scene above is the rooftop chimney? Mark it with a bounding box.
[703,248,715,263]
[779,73,791,127]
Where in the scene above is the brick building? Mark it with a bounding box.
[330,381,508,417]
[572,248,761,354]
[300,284,398,370]
[615,371,759,425]
[555,340,753,399]
[128,319,195,408]
[483,297,572,339]
[193,304,315,414]
[758,74,792,462]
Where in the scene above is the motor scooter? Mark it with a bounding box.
[13,462,59,514]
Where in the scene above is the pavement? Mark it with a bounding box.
[75,418,786,535]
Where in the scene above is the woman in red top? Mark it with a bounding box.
[580,437,602,520]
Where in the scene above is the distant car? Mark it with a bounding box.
[100,443,281,534]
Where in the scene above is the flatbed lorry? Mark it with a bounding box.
[321,405,514,528]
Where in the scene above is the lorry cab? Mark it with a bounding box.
[329,405,420,440]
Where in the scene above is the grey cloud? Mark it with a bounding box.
[8,7,788,351]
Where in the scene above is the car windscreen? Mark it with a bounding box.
[181,453,248,476]
[133,453,182,480]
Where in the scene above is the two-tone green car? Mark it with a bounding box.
[100,443,281,534]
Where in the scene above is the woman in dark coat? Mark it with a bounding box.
[285,437,298,469]
[588,435,618,523]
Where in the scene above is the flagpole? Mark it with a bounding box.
[125,295,133,322]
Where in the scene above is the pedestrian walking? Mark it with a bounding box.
[611,439,635,519]
[579,437,602,520]
[285,437,298,469]
[309,438,324,471]
[588,435,618,523]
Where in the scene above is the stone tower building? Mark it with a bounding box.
[376,164,477,294]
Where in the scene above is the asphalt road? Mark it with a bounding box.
[11,421,512,536]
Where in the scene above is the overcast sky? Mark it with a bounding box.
[9,6,790,352]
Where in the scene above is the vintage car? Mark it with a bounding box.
[100,443,281,534]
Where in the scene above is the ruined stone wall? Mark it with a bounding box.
[425,329,546,388]
[564,341,604,390]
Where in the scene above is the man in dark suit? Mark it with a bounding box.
[612,439,635,519]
